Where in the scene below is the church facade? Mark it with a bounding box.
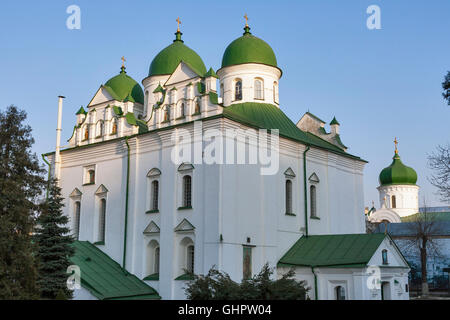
[44,20,409,300]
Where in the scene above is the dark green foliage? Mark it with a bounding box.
[34,179,74,299]
[185,263,309,300]
[443,71,450,105]
[0,105,45,299]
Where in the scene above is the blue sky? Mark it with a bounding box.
[0,0,449,207]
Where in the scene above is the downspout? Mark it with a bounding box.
[41,154,51,199]
[122,136,131,269]
[311,266,318,300]
[303,146,310,237]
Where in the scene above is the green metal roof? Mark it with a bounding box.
[401,211,450,222]
[278,233,387,268]
[75,106,87,115]
[330,117,340,125]
[379,152,417,186]
[222,102,365,161]
[148,31,206,77]
[204,67,218,78]
[70,241,160,300]
[104,67,144,104]
[221,26,277,69]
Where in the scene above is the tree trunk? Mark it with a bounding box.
[420,239,429,296]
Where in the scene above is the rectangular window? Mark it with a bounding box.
[151,180,159,211]
[243,246,252,280]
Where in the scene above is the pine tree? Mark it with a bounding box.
[0,105,45,299]
[34,179,75,299]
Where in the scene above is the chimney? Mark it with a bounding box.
[54,96,65,182]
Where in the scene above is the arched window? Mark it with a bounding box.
[96,121,104,137]
[74,201,81,240]
[84,126,89,140]
[183,175,192,207]
[220,83,224,99]
[146,240,159,276]
[335,286,346,300]
[98,198,106,243]
[310,185,317,218]
[151,180,159,211]
[273,81,279,103]
[180,103,185,117]
[254,78,264,100]
[111,118,117,134]
[391,195,396,209]
[187,245,195,273]
[163,106,170,122]
[194,98,201,114]
[382,249,388,265]
[285,180,293,214]
[88,170,95,184]
[235,79,242,101]
[154,247,160,274]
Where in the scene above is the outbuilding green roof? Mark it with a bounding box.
[379,152,417,186]
[221,26,278,69]
[278,233,387,268]
[70,241,160,300]
[148,31,206,77]
[104,67,144,104]
[222,102,365,161]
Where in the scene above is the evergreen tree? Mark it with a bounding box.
[0,105,45,299]
[34,179,75,299]
[442,71,450,105]
[185,263,309,300]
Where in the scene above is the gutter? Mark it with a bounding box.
[311,266,318,300]
[41,154,51,199]
[303,146,310,237]
[122,137,131,269]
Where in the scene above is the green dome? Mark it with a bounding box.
[149,31,207,77]
[379,153,418,186]
[104,67,144,104]
[221,26,277,68]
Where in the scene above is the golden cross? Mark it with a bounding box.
[244,13,249,27]
[176,17,181,32]
[394,137,398,154]
[121,56,126,68]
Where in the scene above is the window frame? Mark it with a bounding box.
[285,179,293,214]
[254,78,264,100]
[234,79,242,101]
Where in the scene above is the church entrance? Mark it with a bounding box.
[381,281,391,300]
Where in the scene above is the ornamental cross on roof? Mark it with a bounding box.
[394,137,398,154]
[121,56,126,68]
[176,17,181,32]
[244,13,249,27]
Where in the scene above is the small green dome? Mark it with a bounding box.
[104,67,144,104]
[379,153,418,186]
[221,26,277,68]
[149,31,207,77]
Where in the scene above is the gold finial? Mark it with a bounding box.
[244,13,249,27]
[394,137,398,154]
[176,17,181,32]
[121,56,126,68]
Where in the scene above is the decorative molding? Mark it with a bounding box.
[143,221,160,235]
[147,168,161,177]
[69,188,82,198]
[178,162,194,172]
[174,218,195,233]
[309,172,320,183]
[95,184,109,195]
[284,167,296,178]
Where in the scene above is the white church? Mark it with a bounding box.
[44,18,410,300]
